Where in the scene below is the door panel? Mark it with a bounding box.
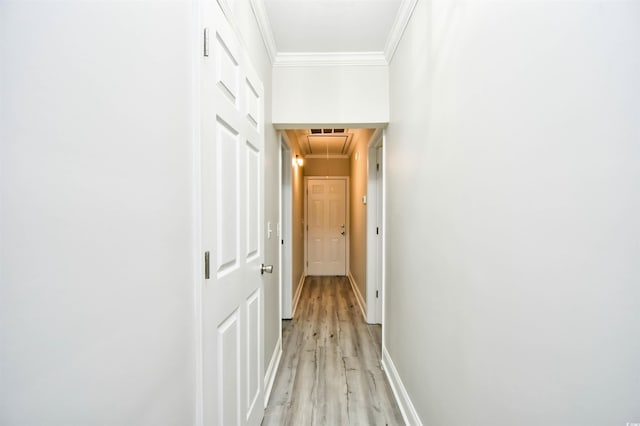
[246,79,260,128]
[216,119,239,274]
[219,311,241,426]
[201,1,265,425]
[246,141,260,260]
[311,200,323,226]
[328,199,341,226]
[309,238,322,263]
[215,33,239,104]
[246,289,261,416]
[328,238,341,261]
[307,179,347,276]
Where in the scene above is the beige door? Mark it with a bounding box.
[200,2,264,425]
[307,178,347,276]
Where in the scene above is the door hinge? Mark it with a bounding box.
[281,239,284,245]
[204,251,210,279]
[203,28,210,57]
[376,163,380,171]
[376,226,379,235]
[376,290,379,298]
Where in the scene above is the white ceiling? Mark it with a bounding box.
[255,0,417,65]
[263,0,403,54]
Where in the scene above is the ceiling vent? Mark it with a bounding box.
[303,129,353,156]
[310,129,346,134]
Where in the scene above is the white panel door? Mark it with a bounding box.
[307,179,347,276]
[200,2,264,425]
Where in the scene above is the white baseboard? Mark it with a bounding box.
[347,272,367,321]
[291,274,305,317]
[381,345,423,426]
[263,336,282,408]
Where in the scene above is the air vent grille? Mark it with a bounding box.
[310,129,346,134]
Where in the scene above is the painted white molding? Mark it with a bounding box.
[263,336,282,408]
[274,123,388,131]
[274,52,388,67]
[215,0,233,22]
[249,0,278,64]
[368,128,384,149]
[380,129,388,347]
[383,0,419,63]
[365,129,383,325]
[381,346,423,426]
[291,274,306,317]
[347,272,367,321]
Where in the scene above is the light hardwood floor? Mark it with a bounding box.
[262,276,405,426]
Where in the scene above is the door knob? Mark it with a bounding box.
[260,264,273,275]
[341,230,346,236]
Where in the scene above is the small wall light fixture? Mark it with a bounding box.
[293,154,303,167]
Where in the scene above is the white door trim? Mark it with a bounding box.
[304,176,350,276]
[193,5,204,426]
[380,129,388,352]
[366,129,384,324]
[278,132,293,319]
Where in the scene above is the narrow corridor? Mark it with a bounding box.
[263,276,404,425]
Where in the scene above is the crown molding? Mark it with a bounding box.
[249,0,278,64]
[274,123,388,130]
[384,0,419,63]
[274,52,388,68]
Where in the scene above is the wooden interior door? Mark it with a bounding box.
[200,2,264,425]
[307,178,347,276]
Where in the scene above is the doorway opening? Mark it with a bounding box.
[278,128,385,325]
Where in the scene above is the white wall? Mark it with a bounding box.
[272,65,389,126]
[0,0,282,423]
[281,132,306,316]
[290,146,306,311]
[304,158,350,176]
[0,1,195,424]
[386,0,640,425]
[349,130,374,310]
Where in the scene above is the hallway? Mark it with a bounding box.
[3,1,640,424]
[263,277,404,425]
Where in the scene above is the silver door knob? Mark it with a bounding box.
[260,264,273,275]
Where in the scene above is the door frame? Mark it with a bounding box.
[366,129,384,324]
[304,176,350,276]
[278,131,293,319]
[380,130,388,345]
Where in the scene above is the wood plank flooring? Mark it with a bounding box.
[262,276,405,426]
